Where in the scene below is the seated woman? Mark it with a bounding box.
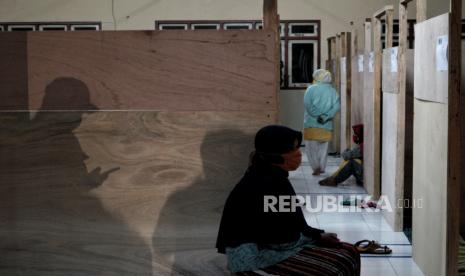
[216,125,360,275]
[319,124,363,187]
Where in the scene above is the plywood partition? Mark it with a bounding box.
[362,19,377,196]
[350,29,364,131]
[331,35,342,154]
[340,32,352,152]
[380,0,416,232]
[362,6,394,198]
[412,9,462,276]
[326,35,341,154]
[381,48,414,231]
[362,49,376,197]
[0,1,280,274]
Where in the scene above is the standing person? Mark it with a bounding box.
[303,69,340,176]
[216,125,360,275]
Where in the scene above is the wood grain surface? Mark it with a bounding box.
[381,49,414,231]
[0,30,276,111]
[350,53,364,128]
[0,23,279,275]
[412,13,449,276]
[0,110,274,275]
[363,52,377,197]
[413,14,449,104]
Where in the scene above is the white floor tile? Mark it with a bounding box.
[361,257,392,268]
[389,258,425,276]
[290,178,309,194]
[299,156,422,275]
[361,266,398,276]
[370,231,410,245]
[335,230,375,244]
[364,216,394,232]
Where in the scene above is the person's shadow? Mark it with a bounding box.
[153,129,254,275]
[0,77,152,275]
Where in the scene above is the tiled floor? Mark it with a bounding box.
[290,155,424,276]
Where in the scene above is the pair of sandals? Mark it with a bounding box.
[354,240,392,254]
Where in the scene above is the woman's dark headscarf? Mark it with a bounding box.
[251,125,302,165]
[216,125,321,254]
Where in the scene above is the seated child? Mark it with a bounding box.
[319,124,363,186]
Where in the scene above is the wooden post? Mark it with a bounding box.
[340,32,352,151]
[369,5,394,198]
[447,0,461,273]
[263,0,280,122]
[263,0,278,32]
[400,0,426,23]
[417,0,427,22]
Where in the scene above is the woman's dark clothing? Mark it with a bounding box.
[216,163,323,254]
[216,125,360,275]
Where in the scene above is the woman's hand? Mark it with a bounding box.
[317,233,342,248]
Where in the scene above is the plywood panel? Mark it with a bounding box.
[381,92,398,229]
[340,57,349,151]
[351,53,364,127]
[0,25,279,275]
[412,14,450,276]
[0,110,274,275]
[363,52,377,197]
[382,47,398,93]
[412,100,448,276]
[0,33,28,110]
[381,50,414,231]
[414,14,449,103]
[0,30,277,111]
[461,40,465,240]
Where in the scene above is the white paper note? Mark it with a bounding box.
[390,47,398,73]
[368,52,374,73]
[436,35,448,71]
[358,55,364,72]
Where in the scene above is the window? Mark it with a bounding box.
[70,24,100,31]
[8,25,35,31]
[39,25,67,31]
[223,23,253,30]
[192,23,219,30]
[380,19,415,49]
[159,23,187,30]
[288,40,317,87]
[288,22,318,37]
[155,20,321,89]
[0,22,101,32]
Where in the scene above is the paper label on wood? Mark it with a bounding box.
[358,55,364,72]
[436,35,448,71]
[368,52,374,73]
[390,47,398,73]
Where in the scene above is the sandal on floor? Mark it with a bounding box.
[354,240,392,254]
